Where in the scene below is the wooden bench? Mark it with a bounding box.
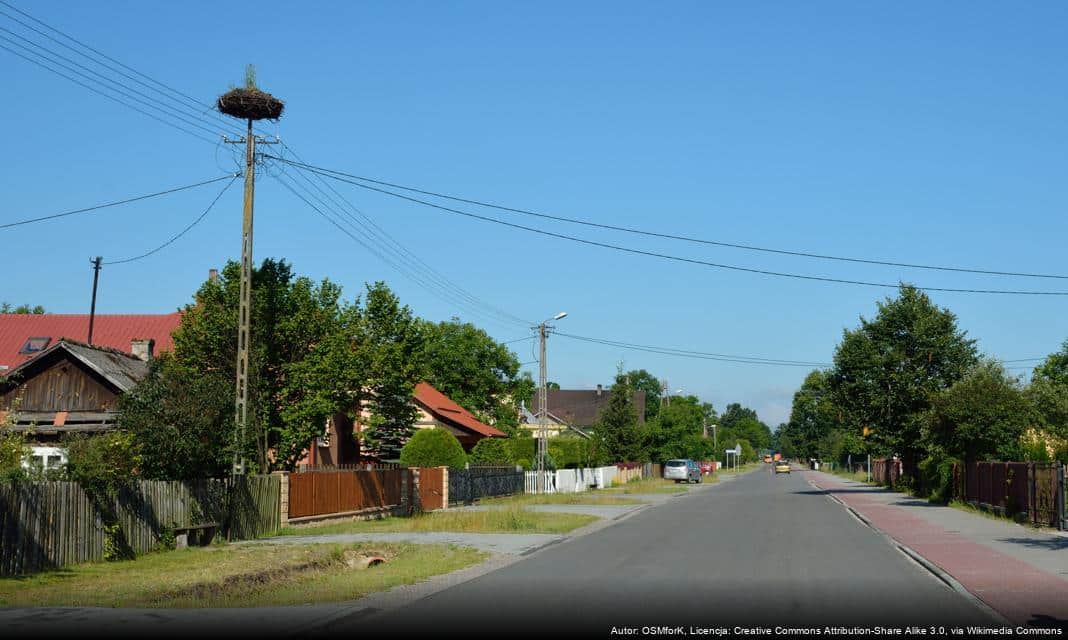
[173,522,219,549]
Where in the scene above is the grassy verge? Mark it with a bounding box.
[601,477,694,494]
[476,493,644,506]
[0,542,484,608]
[276,507,596,536]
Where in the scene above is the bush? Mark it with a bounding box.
[468,437,514,466]
[918,454,957,503]
[399,428,467,469]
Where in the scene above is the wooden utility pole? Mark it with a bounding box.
[88,256,102,345]
[234,118,255,476]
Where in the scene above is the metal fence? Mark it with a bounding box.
[448,466,523,505]
[953,461,1065,528]
[0,475,280,576]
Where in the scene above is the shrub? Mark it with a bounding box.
[468,437,513,466]
[399,428,467,469]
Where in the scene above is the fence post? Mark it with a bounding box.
[409,468,422,512]
[273,471,290,529]
[441,466,449,511]
[1058,464,1066,531]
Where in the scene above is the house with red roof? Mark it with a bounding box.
[0,313,181,375]
[298,382,508,467]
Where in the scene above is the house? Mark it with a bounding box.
[521,384,647,438]
[0,312,180,471]
[0,339,153,472]
[0,312,181,375]
[298,382,508,467]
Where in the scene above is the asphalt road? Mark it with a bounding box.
[328,468,1001,634]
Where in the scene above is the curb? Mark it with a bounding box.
[804,474,1012,627]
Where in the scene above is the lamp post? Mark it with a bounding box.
[536,311,567,493]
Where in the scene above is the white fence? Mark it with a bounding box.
[524,466,628,494]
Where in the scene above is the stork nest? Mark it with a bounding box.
[217,87,284,121]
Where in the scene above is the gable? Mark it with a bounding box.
[1,352,122,413]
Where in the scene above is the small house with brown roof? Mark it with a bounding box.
[0,339,152,472]
[297,382,508,467]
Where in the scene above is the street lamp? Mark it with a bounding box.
[536,311,567,493]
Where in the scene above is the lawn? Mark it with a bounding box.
[476,493,644,507]
[276,506,597,537]
[0,542,485,608]
[601,477,695,494]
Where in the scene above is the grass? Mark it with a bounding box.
[276,506,597,536]
[601,477,694,494]
[475,493,644,506]
[0,542,485,608]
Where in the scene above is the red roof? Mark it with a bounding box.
[0,313,182,373]
[413,382,507,438]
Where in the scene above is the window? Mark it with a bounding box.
[46,455,63,469]
[18,337,51,354]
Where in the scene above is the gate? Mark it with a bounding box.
[418,467,447,511]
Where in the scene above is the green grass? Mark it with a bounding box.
[276,506,597,536]
[601,477,695,494]
[0,542,485,608]
[476,493,644,506]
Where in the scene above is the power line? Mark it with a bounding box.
[103,174,239,265]
[269,158,1068,297]
[265,157,1068,282]
[1,174,239,230]
[272,172,530,331]
[0,1,249,138]
[555,331,832,367]
[272,147,531,327]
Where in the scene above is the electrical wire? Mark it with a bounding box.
[103,174,239,265]
[272,172,530,331]
[265,157,1068,282]
[1,174,239,230]
[274,146,532,327]
[555,332,832,367]
[270,159,1068,297]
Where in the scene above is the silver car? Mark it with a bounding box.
[664,459,701,484]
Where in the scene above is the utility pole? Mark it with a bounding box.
[537,322,548,494]
[87,256,102,345]
[534,312,567,493]
[218,67,283,477]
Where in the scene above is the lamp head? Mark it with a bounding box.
[553,312,568,320]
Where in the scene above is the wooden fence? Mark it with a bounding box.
[0,475,280,576]
[287,469,407,519]
[953,461,1064,528]
[872,458,904,488]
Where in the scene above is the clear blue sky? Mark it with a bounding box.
[3,1,1067,426]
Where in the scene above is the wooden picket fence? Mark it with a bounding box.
[0,475,279,576]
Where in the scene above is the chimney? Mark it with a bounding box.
[131,338,155,361]
[209,268,219,283]
[596,384,603,396]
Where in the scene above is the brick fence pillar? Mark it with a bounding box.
[273,471,290,528]
[409,467,422,513]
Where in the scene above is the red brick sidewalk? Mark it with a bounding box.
[806,471,1068,627]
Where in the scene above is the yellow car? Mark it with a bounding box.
[774,461,791,474]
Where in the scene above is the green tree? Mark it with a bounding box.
[0,399,30,480]
[1033,339,1068,387]
[419,318,532,434]
[831,284,978,472]
[926,361,1034,462]
[624,369,663,420]
[468,437,514,466]
[596,372,643,462]
[119,354,234,479]
[645,394,706,461]
[784,370,843,461]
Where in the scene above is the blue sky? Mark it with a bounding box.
[3,1,1067,426]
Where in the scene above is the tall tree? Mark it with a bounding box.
[624,369,663,420]
[831,284,978,472]
[596,372,643,462]
[644,394,712,461]
[419,318,532,434]
[0,303,45,314]
[784,370,844,461]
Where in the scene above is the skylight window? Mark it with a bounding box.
[18,337,51,354]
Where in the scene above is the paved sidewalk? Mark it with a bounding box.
[806,470,1068,627]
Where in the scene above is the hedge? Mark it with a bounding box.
[399,428,468,469]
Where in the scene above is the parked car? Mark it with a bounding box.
[699,461,713,475]
[664,459,702,483]
[774,461,791,474]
